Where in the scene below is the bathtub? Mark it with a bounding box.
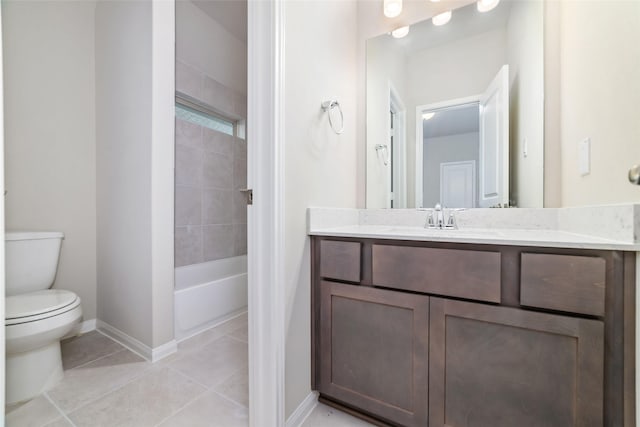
[174,255,248,341]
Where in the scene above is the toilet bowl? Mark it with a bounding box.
[4,232,83,404]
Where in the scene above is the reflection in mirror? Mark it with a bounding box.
[366,0,543,209]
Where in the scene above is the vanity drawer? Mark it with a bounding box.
[372,245,501,303]
[520,253,606,316]
[320,240,362,283]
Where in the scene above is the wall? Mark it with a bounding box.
[96,0,175,349]
[423,132,479,207]
[366,35,408,208]
[507,0,544,208]
[556,0,640,207]
[2,1,97,320]
[176,0,247,97]
[283,0,358,417]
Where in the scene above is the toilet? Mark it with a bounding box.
[5,231,82,404]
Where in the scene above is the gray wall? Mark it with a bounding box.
[423,132,479,207]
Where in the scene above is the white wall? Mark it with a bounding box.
[366,36,408,208]
[423,132,479,207]
[283,0,358,418]
[557,0,640,207]
[2,1,97,320]
[507,0,544,208]
[176,0,247,96]
[96,0,175,349]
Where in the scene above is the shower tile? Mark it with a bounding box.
[203,151,233,189]
[48,349,150,413]
[235,94,247,119]
[233,224,247,257]
[232,190,248,224]
[176,61,203,100]
[176,145,203,187]
[5,395,63,427]
[157,389,248,427]
[175,226,203,267]
[203,225,235,261]
[61,331,126,370]
[233,138,247,190]
[202,77,235,116]
[67,367,205,427]
[167,336,247,388]
[203,128,234,157]
[203,189,233,225]
[176,118,202,149]
[175,185,202,226]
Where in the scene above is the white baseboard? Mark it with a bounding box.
[96,320,177,363]
[286,391,318,427]
[78,319,96,334]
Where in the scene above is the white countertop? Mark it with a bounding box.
[308,207,640,251]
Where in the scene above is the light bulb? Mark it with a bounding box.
[391,26,410,38]
[477,0,500,12]
[384,0,403,18]
[432,10,452,26]
[422,112,435,121]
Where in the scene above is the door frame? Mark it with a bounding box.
[247,1,286,426]
[388,82,406,208]
[0,3,6,410]
[415,95,480,208]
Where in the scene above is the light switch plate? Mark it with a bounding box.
[523,137,528,158]
[579,138,591,176]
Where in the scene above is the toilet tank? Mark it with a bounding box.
[5,231,64,296]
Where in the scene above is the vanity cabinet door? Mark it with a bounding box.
[318,281,429,427]
[429,298,604,427]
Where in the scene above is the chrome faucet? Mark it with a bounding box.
[425,203,458,229]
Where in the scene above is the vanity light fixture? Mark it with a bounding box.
[432,10,452,26]
[477,0,500,12]
[422,112,435,120]
[384,0,403,18]
[391,26,410,38]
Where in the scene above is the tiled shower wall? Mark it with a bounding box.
[175,61,247,267]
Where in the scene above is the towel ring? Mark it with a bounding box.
[375,144,390,166]
[321,100,344,135]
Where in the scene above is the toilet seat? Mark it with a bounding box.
[6,290,81,325]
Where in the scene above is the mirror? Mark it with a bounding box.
[366,0,542,208]
[366,0,640,209]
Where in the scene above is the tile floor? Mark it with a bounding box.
[5,313,371,427]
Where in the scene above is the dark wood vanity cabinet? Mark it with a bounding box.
[429,297,603,427]
[318,281,429,426]
[311,237,636,427]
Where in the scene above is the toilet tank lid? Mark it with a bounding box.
[5,231,64,241]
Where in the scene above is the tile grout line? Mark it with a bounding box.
[44,392,77,427]
[225,334,248,345]
[151,386,210,427]
[65,347,127,371]
[56,360,156,419]
[210,389,249,411]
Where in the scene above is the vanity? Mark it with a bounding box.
[309,208,638,427]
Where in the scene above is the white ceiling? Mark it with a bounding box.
[423,103,479,139]
[191,0,247,43]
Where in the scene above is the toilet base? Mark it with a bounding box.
[6,341,64,404]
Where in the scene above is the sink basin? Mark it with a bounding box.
[382,227,505,238]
